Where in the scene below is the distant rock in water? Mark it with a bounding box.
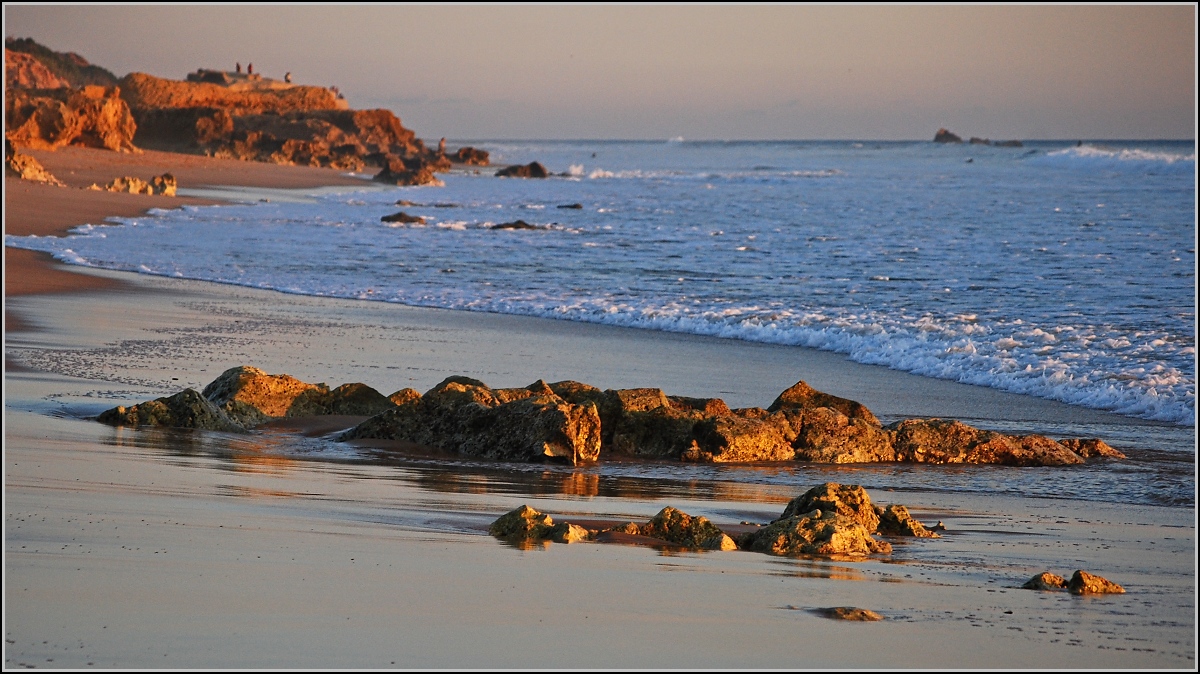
[491,220,542,230]
[557,203,583,209]
[381,211,425,224]
[374,155,445,187]
[933,128,963,143]
[969,137,991,145]
[496,162,549,178]
[452,146,489,166]
[994,139,1023,147]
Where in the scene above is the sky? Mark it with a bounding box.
[4,4,1196,141]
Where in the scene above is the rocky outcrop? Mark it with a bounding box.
[778,482,882,532]
[934,128,963,143]
[452,146,489,166]
[96,388,246,433]
[1022,572,1068,591]
[5,38,119,88]
[88,173,176,196]
[1021,570,1125,594]
[738,509,892,557]
[5,85,138,152]
[343,377,601,465]
[889,419,1084,466]
[119,72,342,114]
[98,366,396,431]
[635,507,729,548]
[1068,570,1125,595]
[496,162,549,178]
[5,142,64,186]
[6,49,69,90]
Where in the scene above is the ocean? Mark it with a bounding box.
[9,139,1194,428]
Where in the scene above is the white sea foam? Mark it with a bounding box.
[6,139,1192,425]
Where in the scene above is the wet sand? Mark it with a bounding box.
[4,154,1195,668]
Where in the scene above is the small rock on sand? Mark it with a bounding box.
[1068,570,1125,595]
[813,607,884,621]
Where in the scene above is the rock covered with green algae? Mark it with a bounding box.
[635,507,732,548]
[488,505,589,544]
[875,504,939,538]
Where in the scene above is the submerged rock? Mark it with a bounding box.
[491,219,541,230]
[381,210,425,224]
[452,146,489,166]
[1068,570,1125,595]
[1059,438,1125,459]
[97,388,245,433]
[814,607,884,621]
[1022,572,1068,591]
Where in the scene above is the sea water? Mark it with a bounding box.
[7,140,1195,428]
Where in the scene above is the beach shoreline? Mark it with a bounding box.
[4,148,1194,668]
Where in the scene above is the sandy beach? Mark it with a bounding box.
[4,148,1195,668]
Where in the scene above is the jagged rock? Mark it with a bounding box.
[669,396,732,416]
[1067,570,1125,595]
[455,394,602,465]
[381,211,425,224]
[6,49,69,89]
[767,380,879,425]
[638,507,728,548]
[815,607,884,621]
[933,128,963,143]
[88,173,176,196]
[492,220,542,230]
[786,407,896,463]
[889,419,1084,466]
[701,533,739,551]
[388,388,421,406]
[1022,572,1068,591]
[97,388,245,433]
[5,86,138,152]
[548,522,590,544]
[346,377,600,465]
[683,415,794,462]
[5,146,64,186]
[200,365,330,427]
[737,509,891,557]
[875,504,938,538]
[778,483,880,532]
[452,146,489,165]
[323,382,396,416]
[1059,438,1125,459]
[489,505,555,539]
[496,162,549,178]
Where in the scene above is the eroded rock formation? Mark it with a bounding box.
[5,141,64,185]
[6,49,70,90]
[88,173,176,196]
[1022,570,1124,595]
[5,85,138,153]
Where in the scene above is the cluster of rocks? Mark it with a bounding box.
[496,162,549,178]
[87,173,177,196]
[99,367,1125,469]
[933,128,1023,147]
[491,482,936,558]
[1021,570,1125,595]
[5,39,490,186]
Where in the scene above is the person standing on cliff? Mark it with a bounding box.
[439,138,447,155]
[236,62,242,73]
[247,63,254,74]
[284,72,292,83]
